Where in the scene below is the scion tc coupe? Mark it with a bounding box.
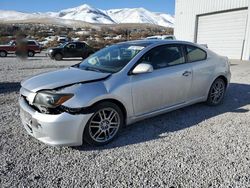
[19,40,231,146]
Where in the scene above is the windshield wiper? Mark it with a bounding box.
[82,66,104,73]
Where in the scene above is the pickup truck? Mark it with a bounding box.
[0,40,42,57]
[47,41,95,61]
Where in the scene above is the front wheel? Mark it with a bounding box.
[0,51,7,57]
[206,78,226,106]
[83,102,124,146]
[54,53,63,61]
[27,51,35,57]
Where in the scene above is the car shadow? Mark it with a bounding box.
[75,83,250,151]
[18,59,45,61]
[0,82,21,94]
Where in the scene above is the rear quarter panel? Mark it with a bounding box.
[189,51,229,101]
[28,45,41,53]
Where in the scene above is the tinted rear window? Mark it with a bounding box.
[76,43,85,48]
[28,41,36,45]
[186,45,207,62]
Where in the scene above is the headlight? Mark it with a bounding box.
[49,49,53,53]
[33,91,73,108]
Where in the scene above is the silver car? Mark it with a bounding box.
[19,40,231,146]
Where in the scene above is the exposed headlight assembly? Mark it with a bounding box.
[33,91,73,108]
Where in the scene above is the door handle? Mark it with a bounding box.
[182,71,192,77]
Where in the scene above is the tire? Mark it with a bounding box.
[54,53,63,61]
[206,78,226,106]
[0,51,7,57]
[27,51,35,57]
[83,102,124,146]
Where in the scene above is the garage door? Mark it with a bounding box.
[197,9,248,59]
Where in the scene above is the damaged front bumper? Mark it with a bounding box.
[19,96,93,146]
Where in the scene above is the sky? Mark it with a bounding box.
[0,0,175,15]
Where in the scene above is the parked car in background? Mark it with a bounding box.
[57,35,69,44]
[146,35,176,40]
[0,40,41,57]
[199,44,208,48]
[19,40,231,146]
[47,41,95,61]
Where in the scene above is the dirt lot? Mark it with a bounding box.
[0,53,250,188]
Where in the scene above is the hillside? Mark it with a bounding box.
[0,4,174,28]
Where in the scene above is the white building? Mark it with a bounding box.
[174,0,250,60]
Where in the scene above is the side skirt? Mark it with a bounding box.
[126,96,206,125]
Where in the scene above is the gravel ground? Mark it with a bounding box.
[0,53,250,188]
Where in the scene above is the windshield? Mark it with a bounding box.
[78,43,148,73]
[8,40,16,46]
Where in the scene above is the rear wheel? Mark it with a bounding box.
[27,50,35,57]
[54,53,63,61]
[0,51,7,57]
[206,78,226,106]
[83,102,124,146]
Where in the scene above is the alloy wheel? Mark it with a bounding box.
[28,51,34,57]
[210,80,225,104]
[89,108,120,143]
[0,51,7,57]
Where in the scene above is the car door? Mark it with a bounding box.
[75,42,86,57]
[64,43,77,57]
[130,44,193,116]
[27,41,35,49]
[9,41,17,53]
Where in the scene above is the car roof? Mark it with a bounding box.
[67,41,85,44]
[118,39,199,47]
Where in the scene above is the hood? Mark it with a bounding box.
[21,67,111,92]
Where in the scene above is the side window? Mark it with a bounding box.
[67,43,76,49]
[138,45,185,69]
[186,45,207,62]
[76,43,85,49]
[28,41,36,45]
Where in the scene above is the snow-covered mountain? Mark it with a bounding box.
[49,4,115,24]
[0,4,174,27]
[106,8,174,27]
[0,10,45,20]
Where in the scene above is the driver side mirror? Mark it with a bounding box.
[132,63,153,74]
